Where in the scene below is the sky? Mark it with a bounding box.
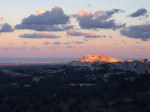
[0,0,150,58]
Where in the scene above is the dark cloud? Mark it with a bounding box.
[63,41,84,45]
[22,7,69,25]
[9,43,14,45]
[113,42,118,45]
[43,41,51,45]
[15,47,26,50]
[87,4,91,7]
[64,42,72,45]
[129,8,147,17]
[77,9,125,29]
[121,40,127,44]
[23,42,27,44]
[107,9,124,16]
[53,41,61,45]
[0,23,14,32]
[132,46,145,50]
[15,24,73,31]
[15,6,71,31]
[75,41,84,44]
[96,9,124,20]
[120,24,150,41]
[84,32,106,38]
[140,47,145,50]
[19,32,59,39]
[79,19,125,29]
[43,41,61,45]
[0,47,12,50]
[30,47,40,50]
[0,47,26,50]
[66,45,75,48]
[136,41,141,44]
[67,29,106,38]
[110,35,113,38]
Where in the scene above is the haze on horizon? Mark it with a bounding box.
[0,0,150,59]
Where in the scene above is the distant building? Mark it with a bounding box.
[70,54,150,74]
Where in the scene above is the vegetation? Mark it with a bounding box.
[0,66,150,112]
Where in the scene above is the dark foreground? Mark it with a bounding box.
[0,65,150,112]
[0,62,67,70]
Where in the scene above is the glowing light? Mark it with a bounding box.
[36,9,50,15]
[88,32,96,36]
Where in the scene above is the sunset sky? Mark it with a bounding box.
[0,0,150,58]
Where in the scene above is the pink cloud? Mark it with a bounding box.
[67,29,106,38]
[67,29,84,36]
[84,32,106,38]
[54,6,62,9]
[0,16,4,21]
[140,21,150,26]
[77,10,93,19]
[20,31,60,39]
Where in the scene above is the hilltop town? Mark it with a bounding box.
[0,55,150,112]
[70,54,150,74]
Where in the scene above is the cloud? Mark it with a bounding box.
[63,42,72,45]
[43,41,61,45]
[0,23,14,32]
[53,41,61,45]
[63,41,84,45]
[107,9,124,15]
[120,24,150,41]
[87,4,91,7]
[95,9,124,20]
[36,9,50,15]
[78,18,125,30]
[140,47,145,50]
[0,46,26,51]
[23,42,27,45]
[76,9,125,29]
[15,24,73,31]
[132,45,145,50]
[84,32,106,38]
[66,45,75,48]
[9,43,14,45]
[121,40,127,44]
[75,41,84,44]
[129,8,147,17]
[77,10,93,19]
[43,41,51,45]
[15,6,71,31]
[67,29,84,36]
[110,35,113,38]
[19,32,60,39]
[15,47,27,50]
[0,47,12,50]
[140,21,150,25]
[21,6,69,25]
[66,29,106,38]
[136,41,141,44]
[30,46,40,50]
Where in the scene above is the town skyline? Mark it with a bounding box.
[0,0,150,58]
